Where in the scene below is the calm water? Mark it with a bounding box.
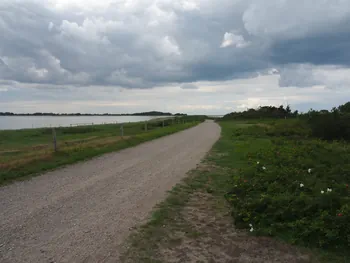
[0,116,167,130]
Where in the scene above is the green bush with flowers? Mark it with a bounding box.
[224,122,350,251]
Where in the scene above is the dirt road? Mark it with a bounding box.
[0,120,220,263]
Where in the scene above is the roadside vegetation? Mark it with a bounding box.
[0,116,205,186]
[222,122,349,261]
[122,102,350,262]
[221,102,350,260]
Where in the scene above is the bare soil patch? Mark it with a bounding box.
[158,192,312,263]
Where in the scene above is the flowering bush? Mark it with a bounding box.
[225,123,350,250]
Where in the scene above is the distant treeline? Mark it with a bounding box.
[222,102,350,141]
[302,102,350,141]
[222,102,350,120]
[0,111,188,116]
[222,105,297,120]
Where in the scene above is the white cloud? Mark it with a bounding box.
[58,18,122,44]
[243,0,350,39]
[48,22,54,31]
[50,0,115,11]
[160,36,181,56]
[279,64,350,89]
[268,68,279,75]
[220,32,250,48]
[27,66,49,79]
[181,0,199,11]
[146,3,177,27]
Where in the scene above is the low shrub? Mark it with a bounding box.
[225,133,350,250]
[308,113,350,141]
[266,119,311,138]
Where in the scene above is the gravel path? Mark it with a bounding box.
[0,120,220,263]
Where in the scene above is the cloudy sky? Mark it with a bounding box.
[1,0,350,114]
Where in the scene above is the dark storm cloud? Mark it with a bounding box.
[180,83,198,89]
[270,26,350,66]
[1,0,350,90]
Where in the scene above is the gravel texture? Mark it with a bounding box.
[0,120,220,263]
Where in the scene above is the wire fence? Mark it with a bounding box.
[0,116,206,156]
[49,117,191,152]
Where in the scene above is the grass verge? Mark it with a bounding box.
[0,120,201,186]
[120,161,231,262]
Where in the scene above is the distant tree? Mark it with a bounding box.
[286,105,292,114]
[338,102,350,113]
[222,105,297,120]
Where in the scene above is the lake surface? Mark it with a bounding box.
[0,116,167,130]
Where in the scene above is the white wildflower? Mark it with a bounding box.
[327,188,332,192]
[249,224,253,227]
[300,183,304,188]
[321,190,325,194]
[262,166,266,170]
[257,161,260,164]
[308,168,312,174]
[250,228,254,232]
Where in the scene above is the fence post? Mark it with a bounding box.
[52,128,57,152]
[120,124,124,137]
[162,120,165,127]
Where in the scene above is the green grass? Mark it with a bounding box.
[0,118,203,186]
[122,119,349,262]
[219,120,350,262]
